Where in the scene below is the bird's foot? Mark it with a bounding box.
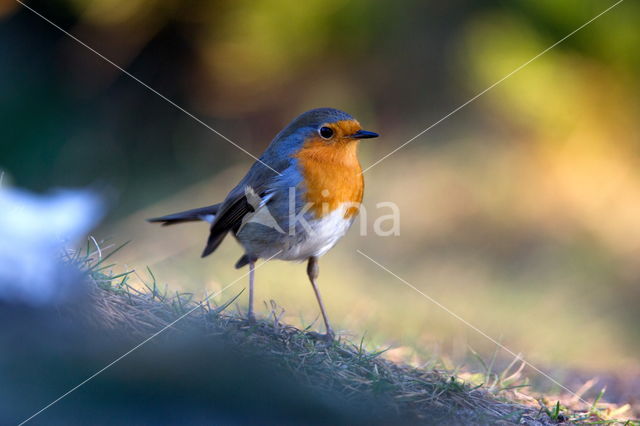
[307,329,336,343]
[247,312,257,324]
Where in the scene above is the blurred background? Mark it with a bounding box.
[2,0,639,404]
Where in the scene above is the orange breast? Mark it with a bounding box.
[294,137,364,219]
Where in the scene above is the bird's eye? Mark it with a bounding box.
[319,126,334,139]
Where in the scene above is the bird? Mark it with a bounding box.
[148,108,378,339]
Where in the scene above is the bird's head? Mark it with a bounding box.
[269,108,378,158]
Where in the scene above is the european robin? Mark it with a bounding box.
[149,108,379,339]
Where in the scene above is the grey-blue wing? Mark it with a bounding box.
[201,157,291,258]
[201,196,253,257]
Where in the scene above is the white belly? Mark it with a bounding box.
[236,202,356,262]
[280,204,355,260]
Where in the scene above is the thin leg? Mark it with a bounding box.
[307,256,334,339]
[248,259,256,322]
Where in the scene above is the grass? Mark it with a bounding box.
[54,241,638,425]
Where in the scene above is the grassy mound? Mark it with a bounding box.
[3,245,634,425]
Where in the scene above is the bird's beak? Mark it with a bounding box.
[350,129,379,139]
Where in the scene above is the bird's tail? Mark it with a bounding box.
[147,203,221,226]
